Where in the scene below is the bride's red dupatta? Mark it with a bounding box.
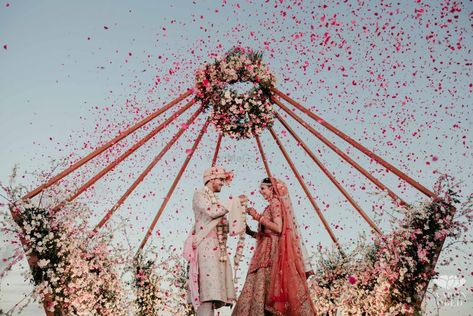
[266,178,316,316]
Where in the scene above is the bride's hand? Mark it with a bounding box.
[247,207,259,220]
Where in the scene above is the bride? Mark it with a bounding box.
[231,177,316,316]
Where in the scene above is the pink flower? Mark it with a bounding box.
[417,247,428,263]
[348,275,357,285]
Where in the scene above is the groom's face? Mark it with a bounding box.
[210,177,225,192]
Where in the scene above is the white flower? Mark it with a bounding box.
[37,259,50,268]
[24,224,33,234]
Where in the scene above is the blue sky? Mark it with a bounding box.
[1,0,472,314]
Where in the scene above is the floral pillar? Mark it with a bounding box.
[9,204,60,316]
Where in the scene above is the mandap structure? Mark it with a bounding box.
[9,48,456,315]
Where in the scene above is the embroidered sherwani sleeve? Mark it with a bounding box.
[194,189,228,219]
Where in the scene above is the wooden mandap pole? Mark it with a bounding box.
[22,90,193,201]
[255,135,273,178]
[255,135,269,177]
[212,133,223,167]
[267,127,345,256]
[136,118,211,255]
[274,111,382,236]
[271,87,435,199]
[272,96,408,206]
[90,105,204,236]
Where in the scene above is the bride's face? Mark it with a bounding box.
[259,184,273,200]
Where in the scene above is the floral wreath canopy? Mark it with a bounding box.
[194,47,276,140]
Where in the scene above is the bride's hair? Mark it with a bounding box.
[261,177,276,195]
[261,177,272,185]
[261,178,273,187]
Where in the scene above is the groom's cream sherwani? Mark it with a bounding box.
[192,186,235,306]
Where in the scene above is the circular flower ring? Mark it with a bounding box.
[194,47,276,139]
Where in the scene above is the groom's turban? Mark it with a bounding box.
[203,166,234,185]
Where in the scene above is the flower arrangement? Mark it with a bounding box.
[10,200,127,315]
[132,255,163,316]
[1,166,128,315]
[161,250,197,315]
[194,47,277,139]
[132,245,196,316]
[308,174,468,315]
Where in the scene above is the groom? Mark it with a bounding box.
[184,166,247,316]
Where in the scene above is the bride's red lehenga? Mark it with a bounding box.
[231,178,316,316]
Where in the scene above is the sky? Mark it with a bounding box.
[0,0,472,314]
